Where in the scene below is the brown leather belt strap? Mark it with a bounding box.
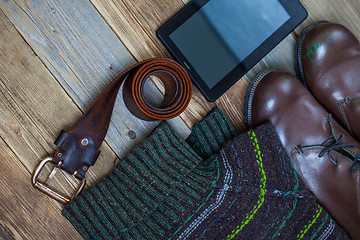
[50,58,192,180]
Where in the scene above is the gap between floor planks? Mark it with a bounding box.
[0,137,82,239]
[1,0,359,239]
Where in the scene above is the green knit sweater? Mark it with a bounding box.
[63,108,348,239]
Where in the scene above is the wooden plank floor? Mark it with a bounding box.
[0,0,359,239]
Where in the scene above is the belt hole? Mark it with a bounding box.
[141,70,179,110]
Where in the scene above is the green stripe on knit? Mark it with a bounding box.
[270,139,324,240]
[113,154,195,237]
[63,113,230,240]
[194,126,213,157]
[114,157,167,208]
[186,108,237,158]
[270,149,302,239]
[136,222,157,240]
[85,190,120,238]
[159,126,201,164]
[170,189,216,239]
[113,160,181,226]
[119,163,192,231]
[310,214,328,240]
[124,153,176,198]
[297,204,323,239]
[191,157,218,179]
[226,130,267,240]
[63,200,100,239]
[148,127,205,176]
[113,122,211,238]
[96,182,128,230]
[113,167,171,217]
[169,156,221,239]
[151,130,209,188]
[112,163,182,237]
[271,198,298,239]
[127,149,200,208]
[145,207,170,236]
[140,142,204,202]
[198,120,226,154]
[77,196,114,239]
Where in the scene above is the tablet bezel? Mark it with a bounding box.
[157,0,308,101]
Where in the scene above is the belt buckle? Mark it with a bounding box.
[32,156,86,204]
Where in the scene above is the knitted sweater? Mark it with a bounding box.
[63,108,348,239]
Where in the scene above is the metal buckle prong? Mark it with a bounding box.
[43,160,62,185]
[32,157,86,204]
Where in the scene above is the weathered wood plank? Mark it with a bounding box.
[0,0,190,159]
[90,0,175,60]
[0,0,359,240]
[296,0,360,38]
[0,138,82,240]
[0,8,117,200]
[90,0,216,127]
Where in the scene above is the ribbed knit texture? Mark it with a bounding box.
[186,108,237,158]
[63,108,349,239]
[171,123,349,239]
[63,108,235,239]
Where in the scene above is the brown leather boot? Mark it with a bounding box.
[295,21,360,142]
[244,69,360,239]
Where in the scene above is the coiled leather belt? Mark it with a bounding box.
[32,58,192,203]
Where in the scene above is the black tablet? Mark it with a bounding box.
[158,0,308,101]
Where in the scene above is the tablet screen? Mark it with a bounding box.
[169,0,290,89]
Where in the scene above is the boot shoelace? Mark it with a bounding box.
[319,134,360,174]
